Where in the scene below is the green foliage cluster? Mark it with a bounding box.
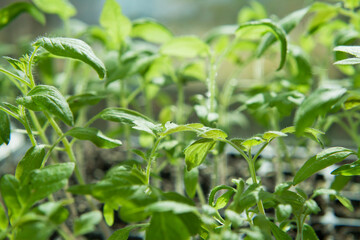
[0,0,360,239]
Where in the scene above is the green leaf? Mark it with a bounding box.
[242,137,265,150]
[252,215,271,237]
[74,211,102,236]
[293,147,354,185]
[100,0,131,49]
[184,167,199,198]
[0,2,45,30]
[200,128,228,140]
[184,138,216,171]
[334,46,360,58]
[344,95,360,110]
[257,7,309,57]
[103,204,114,226]
[296,187,308,200]
[66,127,122,149]
[32,0,76,20]
[237,1,267,23]
[303,224,319,240]
[67,93,104,111]
[335,194,354,212]
[1,102,20,116]
[304,199,320,215]
[279,6,310,33]
[107,52,158,84]
[145,55,175,82]
[15,145,45,183]
[344,0,360,8]
[0,110,10,145]
[33,37,106,79]
[275,204,292,222]
[224,209,244,228]
[214,190,235,210]
[179,60,207,82]
[334,57,360,65]
[26,162,75,204]
[35,201,69,225]
[109,224,147,240]
[131,18,173,44]
[230,138,246,151]
[275,181,293,193]
[241,226,271,240]
[262,131,287,141]
[331,175,351,192]
[16,85,74,126]
[268,221,292,240]
[67,184,93,195]
[74,166,153,221]
[275,190,305,211]
[281,126,324,146]
[288,46,312,85]
[235,183,264,212]
[4,56,24,71]
[331,161,360,176]
[14,220,55,240]
[0,175,21,221]
[204,25,237,43]
[209,185,236,209]
[334,46,360,65]
[236,19,288,70]
[311,188,353,211]
[294,88,347,134]
[160,36,210,58]
[160,122,204,137]
[97,107,159,136]
[146,201,198,215]
[146,200,200,237]
[0,203,8,231]
[307,2,339,34]
[312,188,337,198]
[146,212,190,240]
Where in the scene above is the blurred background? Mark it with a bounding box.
[0,0,318,46]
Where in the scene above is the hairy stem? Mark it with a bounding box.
[224,139,266,215]
[20,108,37,146]
[146,137,162,185]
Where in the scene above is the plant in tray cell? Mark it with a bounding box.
[69,104,356,239]
[0,35,123,239]
[0,0,359,239]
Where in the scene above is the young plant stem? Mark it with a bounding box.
[224,139,266,215]
[43,112,84,184]
[0,106,22,123]
[29,111,50,145]
[58,227,76,240]
[120,79,133,160]
[20,107,37,146]
[0,68,30,89]
[42,134,64,167]
[196,183,206,205]
[208,54,217,113]
[27,46,40,88]
[334,115,360,147]
[175,81,185,193]
[44,112,111,238]
[345,112,360,146]
[269,111,290,185]
[144,85,154,119]
[295,215,305,240]
[146,137,162,185]
[60,60,75,94]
